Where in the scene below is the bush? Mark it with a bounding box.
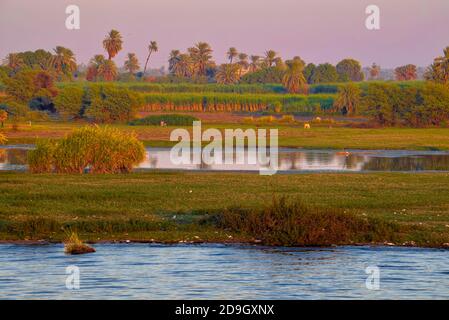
[212,197,400,246]
[0,133,6,145]
[0,99,30,119]
[4,70,58,104]
[29,126,146,174]
[240,67,285,84]
[54,86,84,119]
[360,82,449,127]
[84,84,142,122]
[129,114,199,126]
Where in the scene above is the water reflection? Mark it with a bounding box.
[140,148,449,172]
[2,146,449,172]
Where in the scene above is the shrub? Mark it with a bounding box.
[54,86,84,119]
[240,67,285,84]
[129,114,199,126]
[0,99,30,119]
[0,133,6,145]
[4,70,58,104]
[84,84,142,122]
[29,126,146,174]
[360,82,449,127]
[213,197,400,246]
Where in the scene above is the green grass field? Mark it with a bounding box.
[1,171,449,246]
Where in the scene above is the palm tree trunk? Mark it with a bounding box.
[142,50,153,79]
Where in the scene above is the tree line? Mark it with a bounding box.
[3,29,447,92]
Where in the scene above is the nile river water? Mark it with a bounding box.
[0,244,448,299]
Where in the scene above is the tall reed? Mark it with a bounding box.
[28,126,146,174]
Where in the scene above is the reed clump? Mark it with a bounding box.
[28,126,145,174]
[64,231,95,255]
[213,197,401,246]
[28,139,57,173]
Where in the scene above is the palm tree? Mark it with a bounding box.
[168,50,181,74]
[102,29,123,60]
[143,41,158,77]
[425,46,449,84]
[97,59,117,81]
[51,46,77,78]
[215,63,240,84]
[264,50,277,67]
[394,64,417,81]
[227,47,238,63]
[249,55,260,72]
[3,53,24,72]
[282,59,307,94]
[172,54,193,78]
[124,53,140,75]
[87,54,117,81]
[188,42,213,76]
[237,53,249,77]
[86,54,106,81]
[333,83,361,115]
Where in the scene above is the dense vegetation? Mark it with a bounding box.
[1,29,448,127]
[359,82,449,126]
[28,126,145,173]
[213,197,400,246]
[141,92,335,113]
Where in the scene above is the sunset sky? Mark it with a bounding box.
[1,0,448,68]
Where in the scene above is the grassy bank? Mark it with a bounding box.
[3,121,449,150]
[1,171,449,246]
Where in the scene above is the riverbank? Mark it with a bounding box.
[1,171,449,247]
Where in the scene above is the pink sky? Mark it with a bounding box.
[0,0,448,68]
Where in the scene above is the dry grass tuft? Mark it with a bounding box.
[64,231,95,254]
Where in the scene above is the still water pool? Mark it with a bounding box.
[0,244,448,299]
[2,146,449,172]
